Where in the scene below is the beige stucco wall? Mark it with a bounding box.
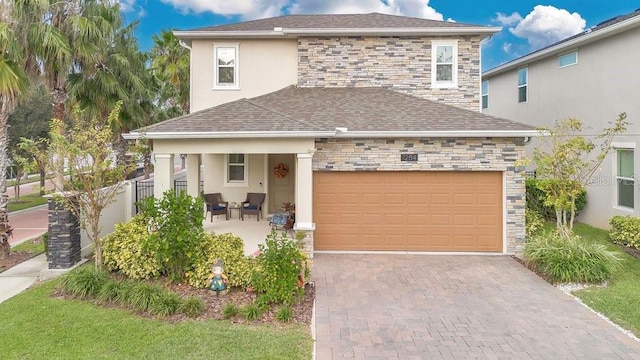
[298,36,482,111]
[313,137,527,255]
[190,38,298,112]
[483,29,640,228]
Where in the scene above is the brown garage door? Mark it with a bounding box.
[313,171,503,252]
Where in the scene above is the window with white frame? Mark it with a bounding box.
[558,51,578,68]
[431,40,458,88]
[226,154,248,185]
[481,80,488,109]
[617,149,634,208]
[214,44,239,89]
[517,67,527,103]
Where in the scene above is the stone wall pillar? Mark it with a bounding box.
[47,198,81,269]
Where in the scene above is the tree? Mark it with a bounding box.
[533,114,628,238]
[48,102,133,269]
[149,29,190,115]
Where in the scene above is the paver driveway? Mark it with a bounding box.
[312,254,640,359]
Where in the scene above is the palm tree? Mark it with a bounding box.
[149,29,190,115]
[0,0,68,259]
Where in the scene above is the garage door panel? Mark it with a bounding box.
[313,171,502,252]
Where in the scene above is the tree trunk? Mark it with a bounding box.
[0,100,14,259]
[52,90,66,187]
[39,167,46,196]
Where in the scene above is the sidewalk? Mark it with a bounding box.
[0,206,51,304]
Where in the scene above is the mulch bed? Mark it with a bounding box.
[0,251,38,273]
[623,246,640,260]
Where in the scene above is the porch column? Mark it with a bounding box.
[294,153,315,230]
[186,154,201,197]
[154,153,174,198]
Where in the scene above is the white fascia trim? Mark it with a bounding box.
[333,130,544,138]
[484,16,640,77]
[122,131,335,140]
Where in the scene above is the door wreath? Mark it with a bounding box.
[273,163,289,178]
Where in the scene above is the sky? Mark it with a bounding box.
[119,0,640,71]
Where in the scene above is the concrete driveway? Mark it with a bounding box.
[312,254,640,359]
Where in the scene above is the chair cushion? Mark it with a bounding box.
[212,206,226,211]
[244,205,258,210]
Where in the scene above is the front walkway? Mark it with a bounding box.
[312,254,640,359]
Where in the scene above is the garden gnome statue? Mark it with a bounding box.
[208,259,228,295]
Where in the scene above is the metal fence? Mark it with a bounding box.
[135,180,204,214]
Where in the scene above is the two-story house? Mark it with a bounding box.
[482,9,640,229]
[125,13,539,256]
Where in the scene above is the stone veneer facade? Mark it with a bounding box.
[47,198,82,269]
[312,137,527,255]
[298,36,482,111]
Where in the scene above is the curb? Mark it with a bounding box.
[10,232,47,248]
[9,203,48,216]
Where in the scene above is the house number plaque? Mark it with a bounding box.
[401,154,418,162]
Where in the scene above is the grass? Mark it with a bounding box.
[560,223,640,336]
[0,280,313,359]
[11,236,45,254]
[8,193,48,212]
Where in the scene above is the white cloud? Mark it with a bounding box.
[290,0,443,20]
[493,12,522,26]
[117,0,137,12]
[159,0,444,21]
[509,5,585,50]
[502,42,512,53]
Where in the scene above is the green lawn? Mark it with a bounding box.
[0,280,313,359]
[11,236,45,254]
[8,193,48,212]
[563,223,640,336]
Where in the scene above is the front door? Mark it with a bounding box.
[268,154,295,213]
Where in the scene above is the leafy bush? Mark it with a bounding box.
[179,296,205,318]
[222,302,239,319]
[524,231,621,283]
[102,215,161,280]
[242,301,263,321]
[526,178,587,220]
[140,190,205,283]
[186,232,255,289]
[251,230,310,305]
[609,216,640,249]
[149,292,182,317]
[61,266,108,299]
[525,208,544,237]
[276,305,293,323]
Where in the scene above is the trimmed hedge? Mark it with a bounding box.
[526,178,587,220]
[610,215,640,249]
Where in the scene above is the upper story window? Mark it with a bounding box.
[225,153,248,186]
[431,40,458,89]
[558,51,578,68]
[214,44,239,90]
[617,148,634,209]
[481,80,488,109]
[517,67,528,103]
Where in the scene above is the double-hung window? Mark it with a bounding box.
[517,67,527,103]
[226,154,248,186]
[431,40,458,88]
[214,44,239,89]
[617,149,634,208]
[481,80,488,109]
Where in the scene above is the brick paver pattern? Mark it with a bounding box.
[312,255,640,359]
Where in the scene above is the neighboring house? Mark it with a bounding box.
[482,9,640,229]
[125,13,539,256]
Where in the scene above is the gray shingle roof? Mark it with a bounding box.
[187,13,485,32]
[140,86,534,135]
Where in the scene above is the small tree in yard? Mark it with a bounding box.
[48,102,133,269]
[534,114,628,238]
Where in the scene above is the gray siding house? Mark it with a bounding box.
[482,10,640,229]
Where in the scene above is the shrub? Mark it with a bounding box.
[276,305,293,323]
[242,301,263,321]
[525,208,544,237]
[524,231,621,283]
[609,216,640,249]
[61,266,108,299]
[251,230,310,305]
[186,232,255,289]
[126,283,165,312]
[222,302,239,319]
[140,190,205,283]
[149,292,182,317]
[526,178,587,220]
[97,280,122,304]
[102,215,161,280]
[179,297,205,318]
